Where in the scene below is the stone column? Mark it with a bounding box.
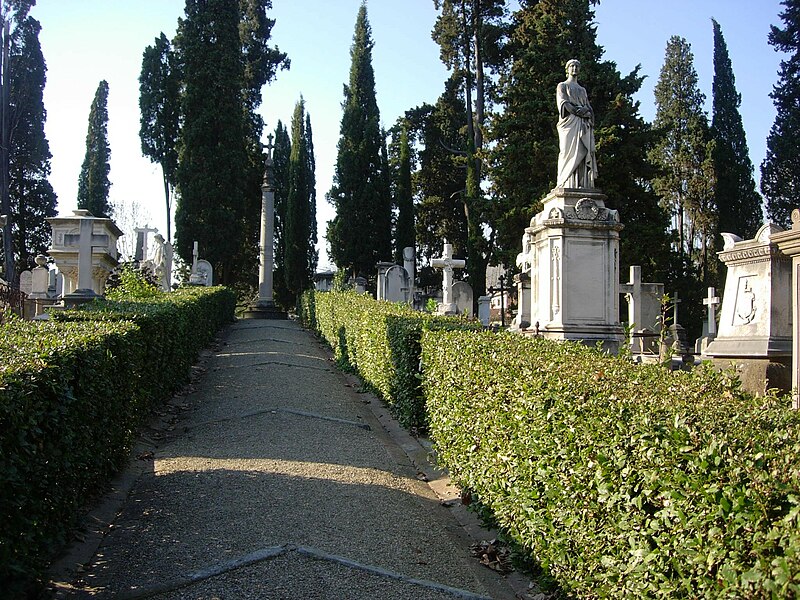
[772,211,800,406]
[244,134,286,319]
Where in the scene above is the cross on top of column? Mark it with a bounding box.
[432,240,466,271]
[265,133,275,161]
[671,291,681,325]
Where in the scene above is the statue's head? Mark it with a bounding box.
[565,59,580,75]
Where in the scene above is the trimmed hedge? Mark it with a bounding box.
[299,290,480,428]
[422,330,800,598]
[0,286,235,593]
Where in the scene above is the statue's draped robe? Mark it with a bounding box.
[556,80,597,188]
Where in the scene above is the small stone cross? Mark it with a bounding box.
[703,287,720,337]
[620,265,643,328]
[432,240,466,313]
[63,215,110,291]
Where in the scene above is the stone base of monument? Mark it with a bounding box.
[704,356,791,396]
[522,187,624,354]
[62,288,102,308]
[242,300,287,320]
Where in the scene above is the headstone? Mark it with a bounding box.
[704,223,792,394]
[194,259,213,287]
[47,209,122,303]
[513,231,534,330]
[403,247,415,287]
[313,270,335,292]
[375,261,395,301]
[477,295,490,326]
[18,270,31,296]
[30,255,50,298]
[695,287,721,354]
[134,225,159,262]
[452,280,474,317]
[383,265,411,304]
[773,209,800,407]
[432,241,466,315]
[353,276,367,294]
[666,291,689,355]
[619,265,664,354]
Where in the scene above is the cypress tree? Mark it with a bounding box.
[77,80,111,217]
[651,36,716,283]
[7,16,56,275]
[711,18,762,240]
[139,32,180,242]
[326,3,392,278]
[284,98,316,300]
[174,0,249,284]
[393,123,415,263]
[272,120,291,307]
[761,0,800,228]
[304,110,318,274]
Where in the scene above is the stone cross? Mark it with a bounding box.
[64,218,110,292]
[619,265,643,328]
[432,240,465,314]
[703,287,720,337]
[671,291,682,325]
[192,241,199,274]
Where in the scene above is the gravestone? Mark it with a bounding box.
[19,270,31,296]
[47,209,122,303]
[703,224,791,394]
[353,276,368,294]
[432,241,465,315]
[694,287,721,354]
[383,264,410,304]
[376,261,396,301]
[313,270,335,292]
[478,295,490,326]
[194,259,213,287]
[452,280,474,317]
[134,225,158,262]
[619,265,664,354]
[403,247,415,287]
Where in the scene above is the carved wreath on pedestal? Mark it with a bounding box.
[575,198,599,220]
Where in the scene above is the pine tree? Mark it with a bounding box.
[327,3,392,278]
[761,0,800,228]
[284,98,316,301]
[139,32,180,242]
[272,120,291,307]
[393,122,415,263]
[413,79,469,276]
[651,36,716,283]
[712,18,762,240]
[7,16,56,275]
[77,80,111,217]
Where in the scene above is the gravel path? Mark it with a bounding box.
[49,319,520,599]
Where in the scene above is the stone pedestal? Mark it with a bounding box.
[704,223,792,394]
[511,273,531,330]
[526,188,623,351]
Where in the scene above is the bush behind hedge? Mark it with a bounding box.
[422,330,800,598]
[299,290,480,428]
[0,286,235,593]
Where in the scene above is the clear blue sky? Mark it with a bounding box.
[32,1,785,268]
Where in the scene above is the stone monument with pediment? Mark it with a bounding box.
[519,59,623,351]
[703,223,792,393]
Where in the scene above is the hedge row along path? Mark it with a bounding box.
[47,319,522,599]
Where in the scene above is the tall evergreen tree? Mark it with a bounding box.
[272,120,291,307]
[711,18,762,240]
[284,98,316,300]
[413,79,469,273]
[651,36,716,283]
[173,0,287,286]
[7,15,56,275]
[431,0,507,298]
[761,0,800,228]
[0,0,36,282]
[77,80,111,217]
[393,122,415,262]
[327,3,392,278]
[139,32,180,242]
[304,110,317,274]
